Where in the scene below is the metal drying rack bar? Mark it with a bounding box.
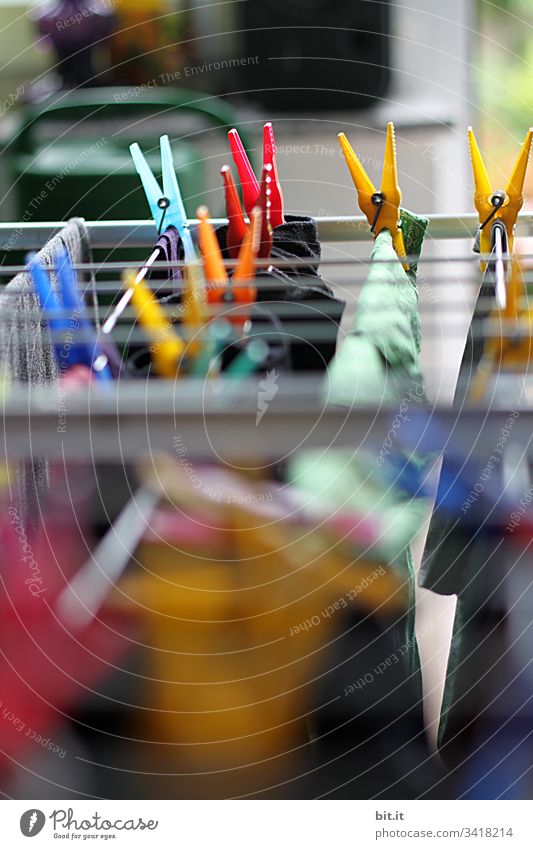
[1,212,533,251]
[1,379,532,462]
[0,213,530,460]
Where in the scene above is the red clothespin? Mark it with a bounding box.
[221,165,247,259]
[228,128,260,216]
[262,122,284,228]
[257,163,273,259]
[227,123,285,226]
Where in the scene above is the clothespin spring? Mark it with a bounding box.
[479,191,506,232]
[370,192,385,233]
[157,197,171,235]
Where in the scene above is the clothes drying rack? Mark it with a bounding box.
[1,212,532,463]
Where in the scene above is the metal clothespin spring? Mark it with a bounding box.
[370,192,385,233]
[479,190,506,231]
[157,196,171,235]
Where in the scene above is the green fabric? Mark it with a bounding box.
[327,210,427,408]
[288,210,429,681]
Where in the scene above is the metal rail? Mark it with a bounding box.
[2,212,533,250]
[0,379,529,461]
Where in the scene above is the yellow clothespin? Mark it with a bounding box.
[495,255,533,369]
[338,122,407,265]
[182,261,207,358]
[125,270,185,378]
[468,126,533,261]
[468,257,532,402]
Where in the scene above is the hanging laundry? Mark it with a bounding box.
[286,209,446,798]
[0,218,93,387]
[150,224,183,290]
[216,214,345,372]
[419,127,533,783]
[0,219,98,527]
[0,486,135,770]
[419,441,533,798]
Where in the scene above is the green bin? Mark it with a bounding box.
[11,88,251,222]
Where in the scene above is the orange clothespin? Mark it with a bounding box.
[221,165,247,260]
[232,206,262,319]
[468,126,533,260]
[198,205,260,326]
[197,205,228,295]
[338,122,407,266]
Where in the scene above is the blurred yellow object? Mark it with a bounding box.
[468,256,533,402]
[125,270,185,377]
[111,0,185,85]
[182,261,207,359]
[112,456,405,798]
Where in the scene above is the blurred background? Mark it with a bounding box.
[0,0,530,224]
[0,0,530,223]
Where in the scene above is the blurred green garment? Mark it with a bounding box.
[287,210,429,680]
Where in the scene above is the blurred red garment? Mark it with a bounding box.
[0,498,134,770]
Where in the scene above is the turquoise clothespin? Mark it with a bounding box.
[129,134,196,264]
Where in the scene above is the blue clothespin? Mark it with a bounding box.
[129,134,196,264]
[28,250,112,383]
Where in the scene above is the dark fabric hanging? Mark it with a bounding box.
[419,224,533,793]
[143,215,345,376]
[152,225,183,291]
[218,215,345,372]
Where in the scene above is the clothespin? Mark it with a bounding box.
[492,255,533,368]
[197,205,229,297]
[28,251,112,382]
[124,270,185,378]
[468,126,533,260]
[198,206,261,326]
[228,128,260,216]
[56,249,113,381]
[228,124,285,227]
[257,164,273,258]
[221,165,247,259]
[130,134,196,264]
[468,256,532,402]
[338,122,407,266]
[234,207,261,290]
[182,260,207,359]
[226,339,269,378]
[191,320,234,378]
[262,122,284,228]
[231,206,262,324]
